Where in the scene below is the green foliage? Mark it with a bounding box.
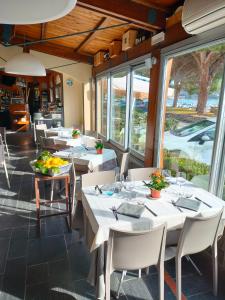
[165,118,179,131]
[37,151,51,162]
[145,171,169,191]
[72,129,80,136]
[164,149,209,180]
[95,140,104,150]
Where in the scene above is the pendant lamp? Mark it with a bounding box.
[5,53,46,76]
[0,0,77,24]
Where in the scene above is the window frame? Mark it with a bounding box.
[154,24,225,195]
[96,54,151,157]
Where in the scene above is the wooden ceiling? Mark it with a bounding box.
[1,0,182,64]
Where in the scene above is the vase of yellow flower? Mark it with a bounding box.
[144,170,169,198]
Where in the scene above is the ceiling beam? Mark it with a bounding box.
[75,17,110,53]
[9,36,93,64]
[77,0,166,31]
[40,23,48,40]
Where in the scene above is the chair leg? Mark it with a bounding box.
[105,270,111,300]
[186,255,202,276]
[116,270,126,299]
[5,143,9,158]
[50,180,54,207]
[176,256,182,300]
[3,161,10,188]
[158,262,164,300]
[212,244,218,296]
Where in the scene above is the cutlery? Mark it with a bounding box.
[95,185,102,194]
[144,204,157,216]
[111,206,118,220]
[170,200,183,212]
[142,180,149,186]
[195,197,212,208]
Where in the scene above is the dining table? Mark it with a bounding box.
[73,178,225,299]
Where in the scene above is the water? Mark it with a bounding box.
[167,97,219,108]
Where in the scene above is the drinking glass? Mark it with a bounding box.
[176,172,187,196]
[162,169,171,178]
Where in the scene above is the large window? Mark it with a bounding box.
[97,77,108,137]
[130,65,150,155]
[110,70,128,147]
[96,59,150,156]
[162,43,225,190]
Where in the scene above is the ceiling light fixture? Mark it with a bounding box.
[5,53,46,76]
[0,0,77,24]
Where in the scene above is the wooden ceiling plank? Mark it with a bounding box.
[77,0,166,31]
[9,36,93,64]
[75,17,110,53]
[40,23,48,40]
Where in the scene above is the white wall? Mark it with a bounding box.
[0,45,93,129]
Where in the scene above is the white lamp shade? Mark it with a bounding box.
[5,53,46,76]
[0,0,77,24]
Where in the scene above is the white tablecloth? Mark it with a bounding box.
[82,181,225,252]
[78,180,225,299]
[54,147,117,172]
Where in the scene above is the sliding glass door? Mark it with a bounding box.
[161,42,225,191]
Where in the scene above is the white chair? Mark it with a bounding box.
[119,152,129,177]
[127,167,158,181]
[165,210,223,300]
[105,224,167,300]
[81,170,116,188]
[0,142,10,188]
[0,127,9,157]
[36,129,46,146]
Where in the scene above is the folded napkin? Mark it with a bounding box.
[116,202,145,218]
[176,197,200,211]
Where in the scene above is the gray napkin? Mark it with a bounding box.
[117,203,145,218]
[176,197,201,211]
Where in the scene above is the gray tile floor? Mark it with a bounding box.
[0,134,225,300]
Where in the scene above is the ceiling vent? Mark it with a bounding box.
[182,0,225,34]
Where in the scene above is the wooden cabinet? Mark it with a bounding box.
[9,104,30,132]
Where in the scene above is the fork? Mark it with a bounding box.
[171,200,183,212]
[111,206,118,220]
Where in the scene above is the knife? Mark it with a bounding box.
[95,185,102,194]
[144,205,157,216]
[195,197,212,208]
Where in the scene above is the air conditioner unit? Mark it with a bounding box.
[182,0,225,35]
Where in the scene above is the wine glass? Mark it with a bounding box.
[176,172,187,196]
[162,169,171,178]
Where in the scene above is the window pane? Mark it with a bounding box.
[130,65,150,155]
[163,43,225,190]
[110,71,128,146]
[97,77,108,136]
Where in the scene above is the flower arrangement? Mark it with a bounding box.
[145,170,169,198]
[95,140,104,154]
[31,151,69,175]
[72,129,80,138]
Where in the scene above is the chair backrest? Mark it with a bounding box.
[46,131,58,138]
[84,136,97,148]
[0,144,4,164]
[127,167,158,181]
[35,124,47,130]
[36,129,46,144]
[120,152,129,176]
[177,209,223,257]
[54,139,68,146]
[0,127,6,141]
[40,137,55,148]
[81,170,116,188]
[106,224,167,272]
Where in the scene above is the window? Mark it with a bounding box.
[97,77,108,137]
[130,65,150,155]
[110,70,128,147]
[162,43,225,190]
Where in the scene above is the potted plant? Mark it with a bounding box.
[72,129,80,139]
[95,140,104,154]
[145,170,169,198]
